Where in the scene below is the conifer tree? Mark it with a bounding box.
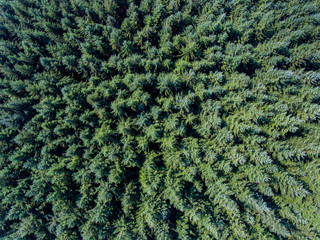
[0,0,320,239]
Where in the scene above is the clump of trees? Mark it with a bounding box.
[0,0,319,239]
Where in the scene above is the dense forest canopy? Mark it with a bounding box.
[0,0,320,239]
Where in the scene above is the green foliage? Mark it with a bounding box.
[0,0,320,239]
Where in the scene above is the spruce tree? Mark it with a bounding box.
[0,0,320,239]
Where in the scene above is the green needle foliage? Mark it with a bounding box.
[0,0,320,239]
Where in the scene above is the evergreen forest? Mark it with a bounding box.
[0,0,320,239]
